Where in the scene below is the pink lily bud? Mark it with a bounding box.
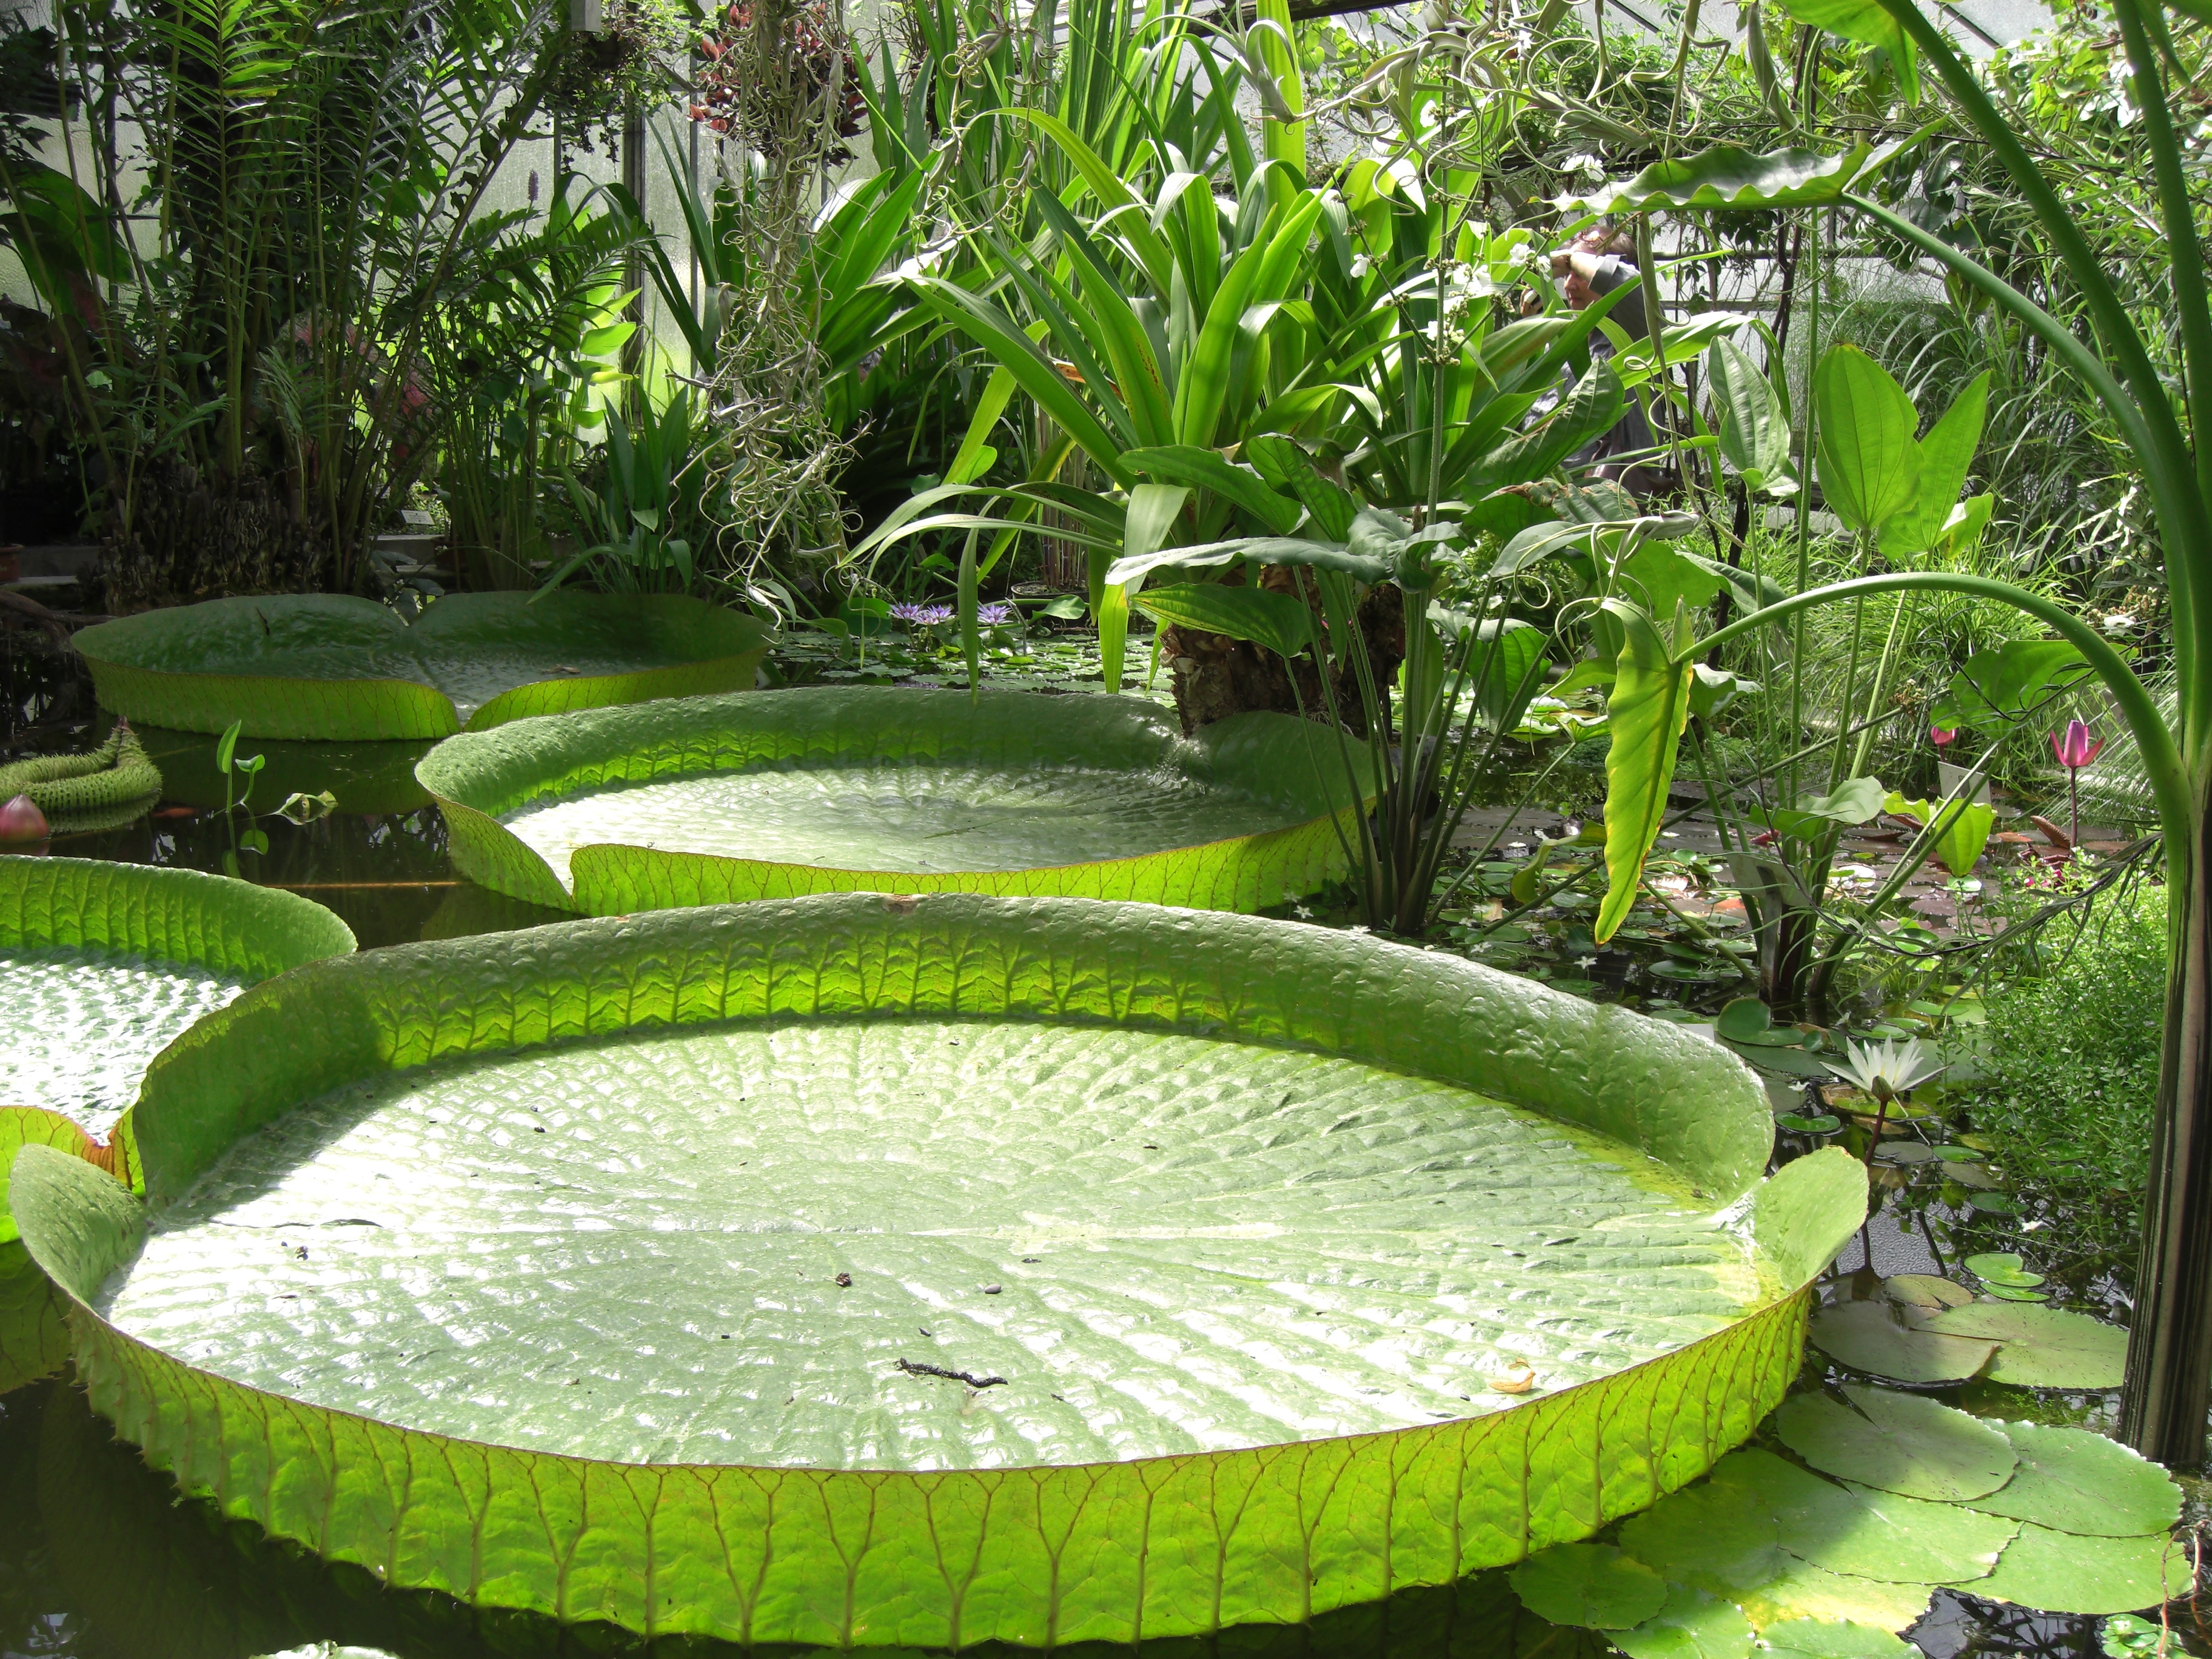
[1929,726,1957,747]
[2051,719,2106,771]
[0,793,48,843]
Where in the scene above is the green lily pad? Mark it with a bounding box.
[1758,1618,1916,1658]
[1733,1558,1936,1635]
[1963,1253,2042,1287]
[1965,1422,2183,1537]
[1511,1544,1669,1630]
[76,592,772,741]
[1,854,355,1164]
[1610,1585,1756,1658]
[1714,997,1775,1044]
[1778,1113,1843,1134]
[1881,1275,1972,1312]
[1711,1448,2014,1583]
[11,894,1870,1649]
[1774,1386,2016,1501]
[1617,1473,1788,1594]
[0,1238,66,1393]
[1809,1298,1997,1384]
[1983,1285,2050,1302]
[1920,1302,2129,1390]
[1975,1524,2188,1616]
[421,686,1371,916]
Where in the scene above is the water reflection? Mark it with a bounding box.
[21,722,567,949]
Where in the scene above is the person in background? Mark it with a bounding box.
[1548,223,1667,497]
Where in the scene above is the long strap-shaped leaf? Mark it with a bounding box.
[1595,600,1697,942]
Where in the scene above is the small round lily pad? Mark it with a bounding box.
[1779,1113,1843,1134]
[1510,1543,1669,1630]
[1714,1449,2016,1583]
[1611,1585,1756,1659]
[1733,1558,1936,1636]
[1759,1618,1917,1658]
[1920,1302,2128,1390]
[1882,1275,1972,1312]
[1811,1299,1997,1384]
[1774,1386,2016,1501]
[1963,1252,2044,1287]
[1976,1523,2188,1617]
[1965,1421,2183,1537]
[1617,1475,1787,1595]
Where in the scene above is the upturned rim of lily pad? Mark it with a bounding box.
[12,894,1866,1648]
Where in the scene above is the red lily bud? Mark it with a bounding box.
[1930,726,1957,748]
[2051,719,2105,771]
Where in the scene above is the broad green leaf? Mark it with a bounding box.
[1763,777,1888,843]
[1711,1447,2016,1583]
[1125,444,1304,534]
[1708,338,1792,490]
[947,366,1017,485]
[1510,1544,1669,1630]
[1883,791,1996,878]
[1965,1421,2182,1537]
[1564,139,1905,214]
[1689,663,1758,720]
[1777,0,1919,102]
[1462,619,1550,733]
[1774,1386,2016,1501]
[15,891,1850,1646]
[1759,1618,1916,1658]
[1133,582,1318,659]
[1492,520,1604,576]
[1879,372,1989,557]
[1928,640,2094,730]
[76,595,772,742]
[1620,544,1723,622]
[1920,1302,2129,1390]
[1102,533,1389,590]
[1975,1526,2188,1617]
[1809,1299,1997,1384]
[420,686,1361,915]
[1596,602,1696,942]
[1107,483,1190,690]
[1814,347,1922,534]
[1617,1476,1787,1595]
[1612,1586,1757,1659]
[1467,364,1624,493]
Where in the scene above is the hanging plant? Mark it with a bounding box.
[544,0,688,156]
[688,0,865,162]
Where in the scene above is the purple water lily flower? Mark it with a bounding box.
[977,602,1015,626]
[888,601,954,628]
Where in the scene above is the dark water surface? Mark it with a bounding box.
[0,711,2172,1659]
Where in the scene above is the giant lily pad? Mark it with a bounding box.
[76,592,772,742]
[1,855,354,1390]
[12,894,1866,1647]
[419,686,1372,916]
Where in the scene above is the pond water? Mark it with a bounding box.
[0,655,2180,1658]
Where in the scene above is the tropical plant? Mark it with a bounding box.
[1577,0,2212,1463]
[4,0,606,601]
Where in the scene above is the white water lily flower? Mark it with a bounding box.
[1822,1036,1946,1104]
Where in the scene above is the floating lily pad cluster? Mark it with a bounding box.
[11,895,1869,1646]
[1812,1275,2128,1389]
[75,592,772,741]
[1510,1384,2185,1650]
